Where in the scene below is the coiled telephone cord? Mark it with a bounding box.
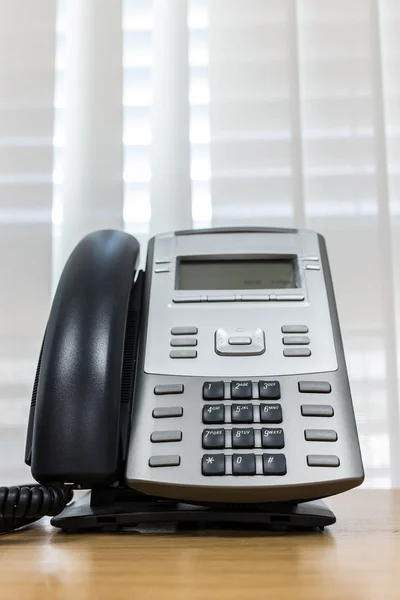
[0,484,73,534]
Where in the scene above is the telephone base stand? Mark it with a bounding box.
[51,488,336,532]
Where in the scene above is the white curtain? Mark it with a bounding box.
[0,0,399,486]
[0,0,56,483]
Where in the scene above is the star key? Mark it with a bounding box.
[202,454,225,476]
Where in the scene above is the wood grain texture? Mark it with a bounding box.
[1,489,400,600]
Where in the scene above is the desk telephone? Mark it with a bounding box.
[0,227,364,533]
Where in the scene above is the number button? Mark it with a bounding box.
[232,428,255,449]
[261,428,285,449]
[231,380,252,399]
[202,428,225,449]
[262,454,287,475]
[203,381,224,400]
[232,453,256,475]
[258,380,281,400]
[231,404,254,423]
[202,404,225,424]
[260,403,282,424]
[202,454,225,476]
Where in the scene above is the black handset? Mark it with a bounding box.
[1,230,142,532]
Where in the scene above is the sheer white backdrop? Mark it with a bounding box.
[0,0,399,486]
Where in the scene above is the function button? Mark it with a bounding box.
[276,294,305,301]
[231,380,252,399]
[169,349,197,359]
[202,454,225,476]
[153,406,183,418]
[150,430,182,443]
[172,296,202,303]
[232,428,255,449]
[203,381,224,400]
[281,325,309,334]
[231,404,254,423]
[304,256,319,262]
[170,338,198,347]
[283,348,311,357]
[305,429,338,442]
[305,264,321,270]
[228,336,252,345]
[171,326,198,335]
[307,455,340,467]
[301,404,334,417]
[207,295,235,302]
[202,428,225,449]
[154,384,184,395]
[259,380,281,400]
[260,403,282,424]
[232,453,256,476]
[282,336,310,345]
[155,258,170,264]
[203,404,225,424]
[261,428,285,449]
[241,294,270,302]
[298,381,331,394]
[149,455,180,467]
[154,266,170,273]
[262,453,287,475]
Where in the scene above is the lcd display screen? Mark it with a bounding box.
[176,258,297,290]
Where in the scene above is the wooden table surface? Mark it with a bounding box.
[1,489,399,600]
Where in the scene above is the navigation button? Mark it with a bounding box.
[228,337,252,345]
[215,328,265,356]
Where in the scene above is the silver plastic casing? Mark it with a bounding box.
[126,228,364,503]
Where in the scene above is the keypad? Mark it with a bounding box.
[203,404,224,424]
[260,403,282,424]
[261,428,285,449]
[232,453,256,475]
[202,428,225,449]
[231,404,253,423]
[232,428,255,448]
[203,381,224,400]
[231,380,252,399]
